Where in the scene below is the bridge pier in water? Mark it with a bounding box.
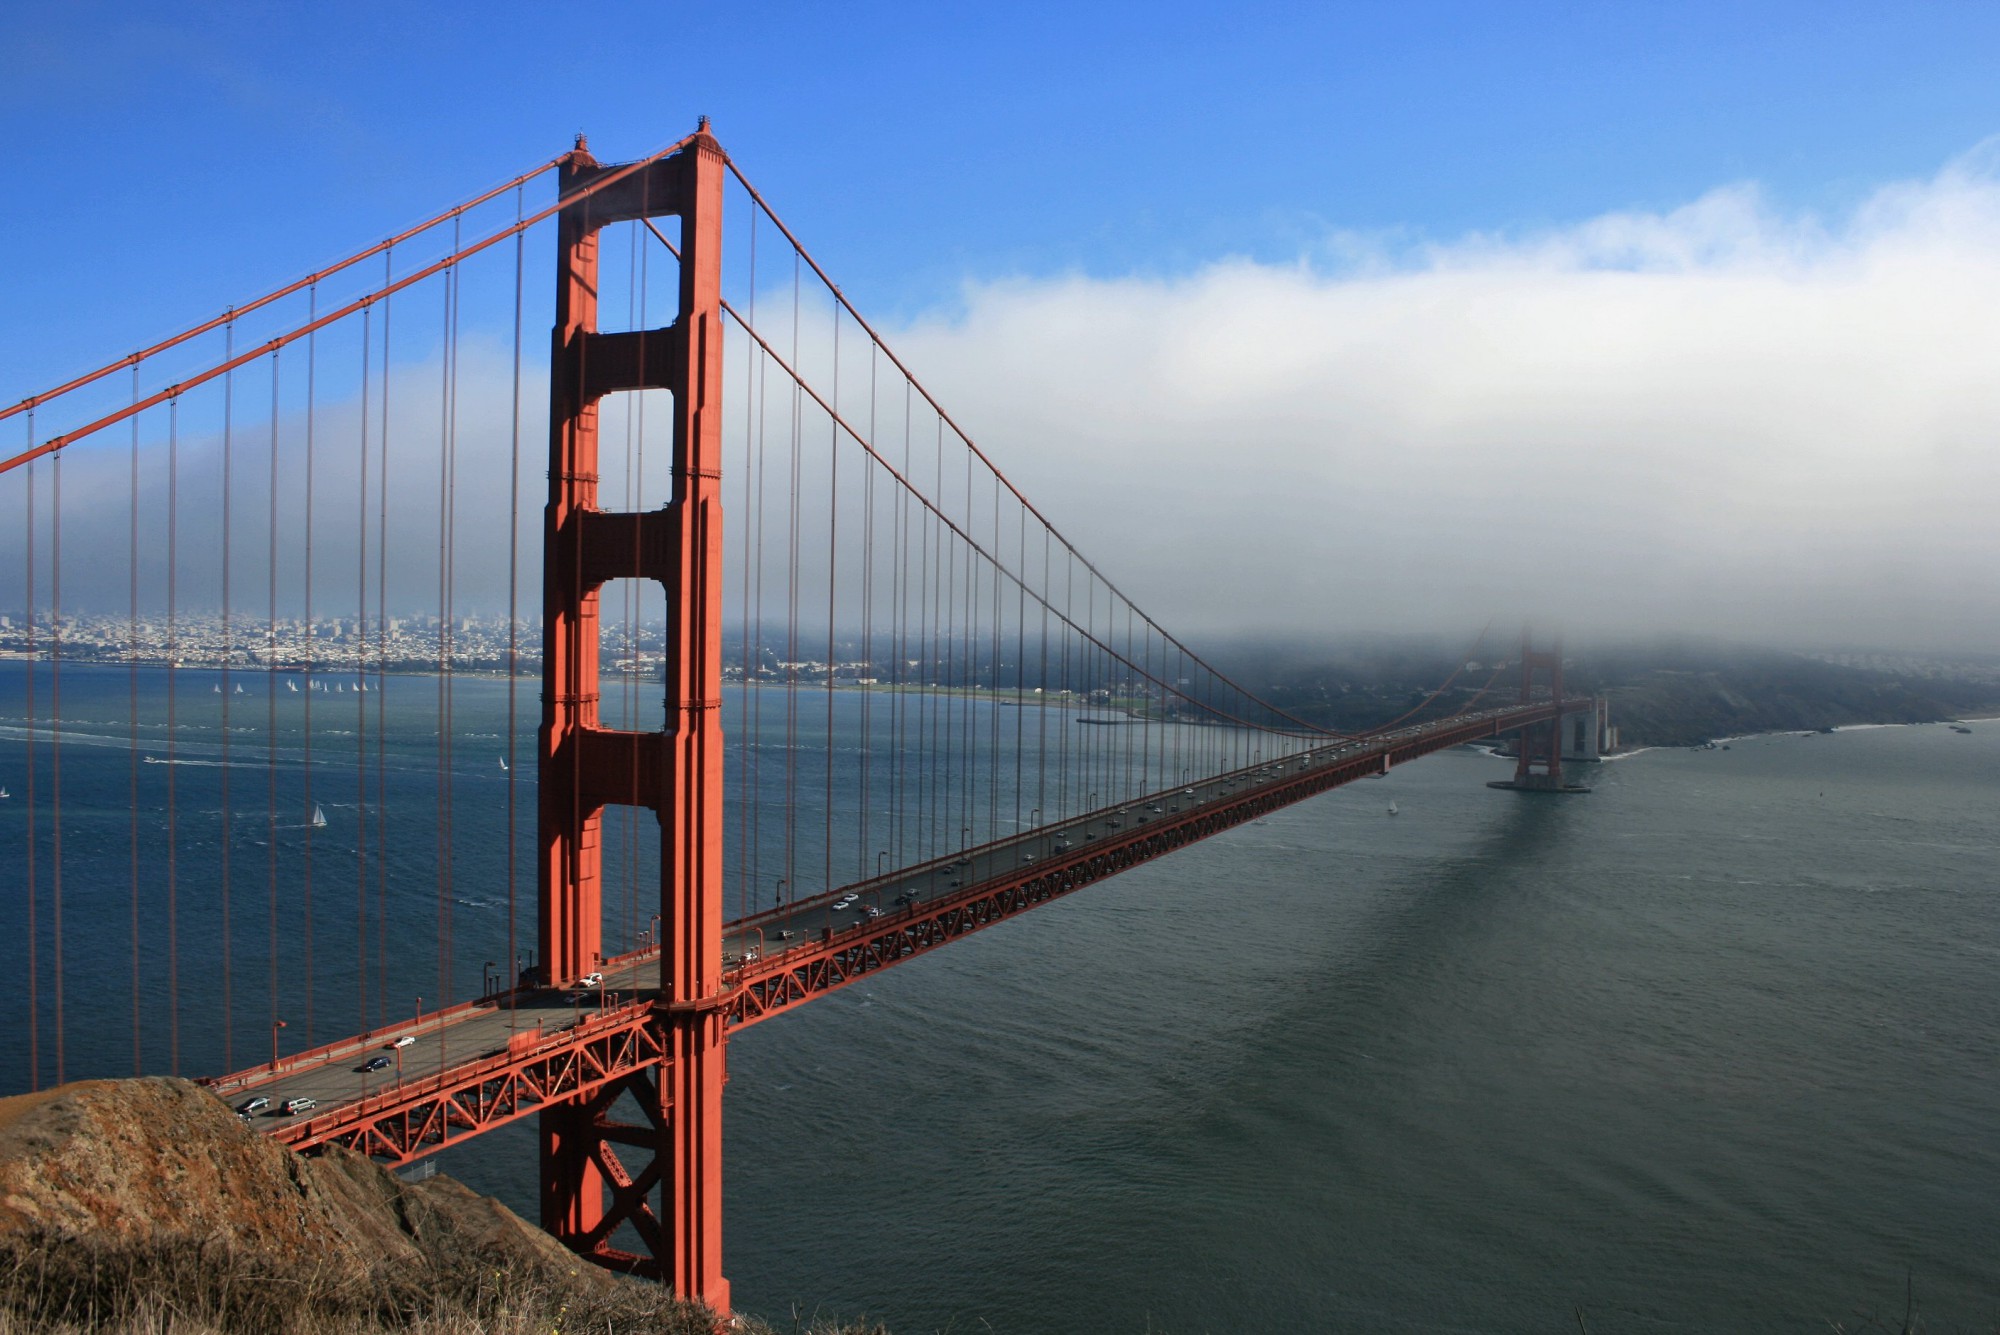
[538,126,732,1312]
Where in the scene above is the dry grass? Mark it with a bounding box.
[0,1231,886,1335]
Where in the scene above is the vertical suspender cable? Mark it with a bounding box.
[824,304,838,899]
[23,432,37,1090]
[130,373,142,1072]
[51,434,64,1084]
[303,285,317,1043]
[167,404,179,1072]
[268,349,281,1064]
[220,319,234,1073]
[375,260,392,1026]
[506,186,524,1007]
[356,306,372,1031]
[437,245,453,1016]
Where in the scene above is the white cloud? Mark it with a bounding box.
[884,149,2000,652]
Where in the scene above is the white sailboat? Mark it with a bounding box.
[310,803,328,829]
[1387,801,1399,816]
[286,680,298,693]
[498,756,509,772]
[0,787,10,799]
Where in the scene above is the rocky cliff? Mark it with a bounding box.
[0,1078,820,1334]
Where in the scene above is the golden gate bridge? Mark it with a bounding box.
[1,121,1594,1315]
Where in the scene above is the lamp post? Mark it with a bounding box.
[482,960,497,997]
[877,850,889,878]
[269,1019,286,1071]
[775,877,788,911]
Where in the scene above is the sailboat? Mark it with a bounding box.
[0,787,10,799]
[1387,801,1399,816]
[286,680,298,693]
[234,683,245,695]
[310,803,328,829]
[498,756,509,772]
[213,683,222,694]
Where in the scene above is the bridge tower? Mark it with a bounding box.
[538,124,731,1312]
[1486,626,1588,793]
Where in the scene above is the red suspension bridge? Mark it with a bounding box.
[1,123,1596,1315]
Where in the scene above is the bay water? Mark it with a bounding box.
[3,662,1996,1330]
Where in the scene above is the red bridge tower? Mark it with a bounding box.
[538,124,731,1312]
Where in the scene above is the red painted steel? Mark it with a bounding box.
[536,124,731,1311]
[268,1007,665,1164]
[1511,629,1568,789]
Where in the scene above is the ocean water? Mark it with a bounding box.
[4,663,1997,1331]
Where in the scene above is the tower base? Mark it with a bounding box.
[1486,777,1591,794]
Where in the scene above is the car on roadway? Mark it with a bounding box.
[281,1097,317,1116]
[578,972,603,988]
[360,1055,392,1073]
[862,905,882,919]
[564,991,594,1004]
[391,1035,416,1049]
[236,1096,270,1116]
[832,893,859,910]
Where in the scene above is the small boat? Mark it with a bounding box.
[1951,725,1972,735]
[0,787,9,799]
[234,683,245,695]
[1387,801,1399,816]
[286,680,298,693]
[310,803,328,829]
[498,756,509,772]
[212,684,222,694]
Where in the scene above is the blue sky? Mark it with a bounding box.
[7,1,2000,383]
[8,2,2000,648]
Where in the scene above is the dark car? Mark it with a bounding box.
[236,1096,270,1116]
[360,1055,392,1073]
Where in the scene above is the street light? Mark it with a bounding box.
[877,850,889,878]
[775,877,788,910]
[648,912,661,952]
[482,960,497,997]
[270,1018,287,1071]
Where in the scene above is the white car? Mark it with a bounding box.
[391,1035,416,1049]
[578,972,603,988]
[832,893,859,911]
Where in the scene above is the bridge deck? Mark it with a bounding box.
[202,699,1588,1162]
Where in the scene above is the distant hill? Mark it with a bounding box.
[1218,635,2000,748]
